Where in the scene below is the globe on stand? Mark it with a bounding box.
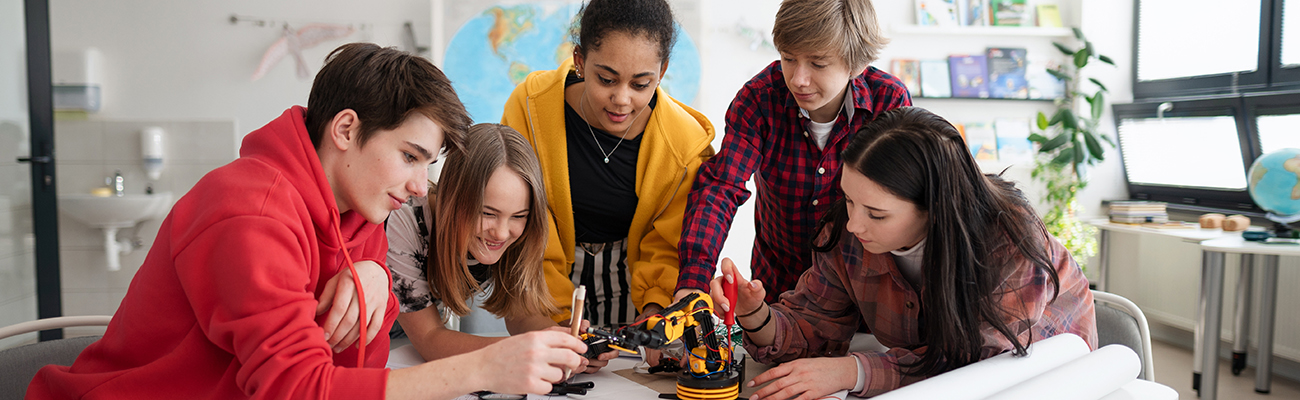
[1247,147,1300,237]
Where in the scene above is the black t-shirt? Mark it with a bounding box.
[564,72,657,243]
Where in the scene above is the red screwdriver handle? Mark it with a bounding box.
[723,274,739,326]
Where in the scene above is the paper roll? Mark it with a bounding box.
[982,344,1141,400]
[873,334,1091,400]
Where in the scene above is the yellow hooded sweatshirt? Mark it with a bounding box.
[502,58,715,322]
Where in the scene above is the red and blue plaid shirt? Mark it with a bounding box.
[676,60,911,301]
[747,225,1098,397]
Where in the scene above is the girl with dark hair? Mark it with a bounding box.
[710,107,1097,399]
[501,0,715,333]
[387,123,614,373]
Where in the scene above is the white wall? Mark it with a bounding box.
[50,0,431,134]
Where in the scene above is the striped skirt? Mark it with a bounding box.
[572,238,638,325]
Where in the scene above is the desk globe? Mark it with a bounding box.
[1247,147,1300,236]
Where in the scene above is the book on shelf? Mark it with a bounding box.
[948,54,990,98]
[1036,4,1063,28]
[959,0,991,26]
[891,59,923,98]
[916,0,960,26]
[994,117,1033,163]
[986,47,1028,99]
[990,0,1028,26]
[919,59,952,98]
[964,121,998,161]
[1109,201,1168,224]
[1025,56,1065,99]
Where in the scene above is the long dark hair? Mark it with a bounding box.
[813,107,1060,376]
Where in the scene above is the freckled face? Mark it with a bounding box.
[841,167,929,254]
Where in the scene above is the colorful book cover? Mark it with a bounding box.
[1025,56,1065,99]
[948,55,990,98]
[964,121,998,161]
[919,59,952,98]
[986,47,1028,99]
[994,117,1033,163]
[990,0,1028,26]
[1036,4,1063,28]
[959,0,991,26]
[891,59,922,98]
[916,0,960,26]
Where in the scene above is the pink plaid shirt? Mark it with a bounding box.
[746,225,1097,397]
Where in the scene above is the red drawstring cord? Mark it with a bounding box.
[331,213,367,367]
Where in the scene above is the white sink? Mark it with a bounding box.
[58,192,173,271]
[59,192,173,229]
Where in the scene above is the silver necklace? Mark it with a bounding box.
[578,86,647,164]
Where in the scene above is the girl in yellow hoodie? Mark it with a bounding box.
[501,0,714,328]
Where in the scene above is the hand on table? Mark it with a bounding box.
[472,330,587,395]
[747,356,859,400]
[634,303,671,367]
[315,260,389,352]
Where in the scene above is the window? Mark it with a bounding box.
[1134,0,1270,98]
[1118,116,1248,190]
[1115,1,1300,213]
[1112,99,1258,211]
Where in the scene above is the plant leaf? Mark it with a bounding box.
[1052,146,1075,165]
[1083,130,1105,160]
[1100,133,1116,147]
[1098,54,1115,66]
[1037,112,1050,130]
[1074,48,1091,68]
[1059,109,1079,130]
[1088,78,1109,92]
[1092,91,1106,120]
[1053,42,1076,56]
[1072,27,1084,40]
[1040,132,1071,153]
[1029,133,1050,143]
[1047,68,1071,82]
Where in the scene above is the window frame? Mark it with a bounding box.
[1111,97,1261,212]
[1131,0,1274,99]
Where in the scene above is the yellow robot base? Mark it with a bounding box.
[675,371,741,400]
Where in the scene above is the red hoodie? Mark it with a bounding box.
[27,107,399,399]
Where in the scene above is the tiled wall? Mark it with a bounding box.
[52,119,236,337]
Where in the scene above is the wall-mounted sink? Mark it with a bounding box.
[58,192,173,270]
[59,192,173,229]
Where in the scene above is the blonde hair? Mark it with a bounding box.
[426,123,557,319]
[772,0,888,70]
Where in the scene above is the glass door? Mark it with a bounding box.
[1,0,61,348]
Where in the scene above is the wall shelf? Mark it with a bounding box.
[890,24,1074,38]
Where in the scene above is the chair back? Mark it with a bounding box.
[0,316,112,399]
[1091,290,1155,381]
[0,336,100,400]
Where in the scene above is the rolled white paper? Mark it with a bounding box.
[873,333,1090,400]
[982,344,1141,400]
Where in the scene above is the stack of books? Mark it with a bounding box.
[1109,201,1168,224]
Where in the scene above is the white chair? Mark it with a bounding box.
[0,316,113,400]
[1091,290,1155,381]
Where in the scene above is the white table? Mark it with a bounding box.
[1088,220,1261,396]
[1196,236,1300,400]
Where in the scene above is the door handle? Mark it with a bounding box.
[17,156,51,164]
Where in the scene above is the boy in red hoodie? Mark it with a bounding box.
[27,43,586,400]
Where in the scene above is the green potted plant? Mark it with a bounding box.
[1029,28,1115,273]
